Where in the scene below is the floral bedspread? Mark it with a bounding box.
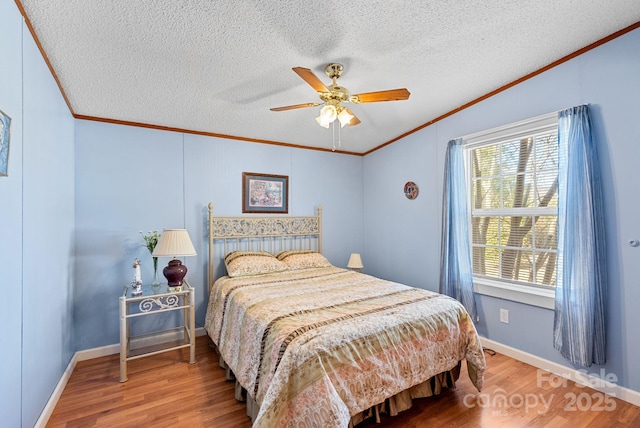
[204,267,485,427]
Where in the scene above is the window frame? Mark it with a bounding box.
[462,112,558,309]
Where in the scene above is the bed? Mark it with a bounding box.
[204,203,485,427]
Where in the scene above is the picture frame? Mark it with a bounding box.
[0,109,11,177]
[242,172,288,214]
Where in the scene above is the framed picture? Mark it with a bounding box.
[0,109,11,177]
[242,172,288,213]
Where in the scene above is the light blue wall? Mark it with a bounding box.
[363,124,441,287]
[363,28,640,392]
[0,2,25,427]
[3,0,639,422]
[74,123,364,349]
[21,24,76,426]
[0,1,76,426]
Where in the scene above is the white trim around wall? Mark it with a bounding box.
[35,327,208,428]
[480,337,640,408]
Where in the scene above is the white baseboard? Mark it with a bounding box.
[76,342,120,361]
[480,337,640,407]
[34,353,78,428]
[36,327,208,426]
[76,326,207,361]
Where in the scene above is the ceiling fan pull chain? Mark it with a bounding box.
[332,121,336,151]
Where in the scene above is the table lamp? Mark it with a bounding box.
[152,229,197,288]
[347,253,364,273]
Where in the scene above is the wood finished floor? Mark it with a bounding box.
[47,335,640,427]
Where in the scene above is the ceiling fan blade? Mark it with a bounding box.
[292,67,329,93]
[270,102,321,112]
[344,108,361,126]
[351,88,410,103]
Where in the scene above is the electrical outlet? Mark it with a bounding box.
[500,308,509,324]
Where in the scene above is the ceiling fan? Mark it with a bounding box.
[270,63,410,128]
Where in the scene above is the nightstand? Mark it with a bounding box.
[119,279,195,382]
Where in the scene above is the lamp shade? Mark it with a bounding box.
[152,229,197,257]
[347,253,364,269]
[152,229,197,287]
[316,105,337,128]
[337,108,354,127]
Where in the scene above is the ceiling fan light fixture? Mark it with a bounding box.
[272,64,410,144]
[316,105,337,128]
[337,108,354,128]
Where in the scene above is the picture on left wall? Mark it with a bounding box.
[0,109,11,177]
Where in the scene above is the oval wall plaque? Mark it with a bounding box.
[404,181,419,200]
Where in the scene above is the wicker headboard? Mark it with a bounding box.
[207,202,322,291]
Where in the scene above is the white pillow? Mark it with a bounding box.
[276,250,332,270]
[224,251,286,277]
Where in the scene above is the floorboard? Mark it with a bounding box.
[46,336,640,427]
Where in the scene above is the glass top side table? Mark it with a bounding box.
[119,279,195,382]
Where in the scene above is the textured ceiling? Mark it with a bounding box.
[17,1,640,154]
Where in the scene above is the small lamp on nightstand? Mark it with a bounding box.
[347,253,364,273]
[152,229,197,289]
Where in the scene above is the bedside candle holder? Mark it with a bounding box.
[131,258,143,295]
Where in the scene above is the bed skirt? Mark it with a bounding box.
[217,350,461,426]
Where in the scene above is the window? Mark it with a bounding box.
[463,113,558,308]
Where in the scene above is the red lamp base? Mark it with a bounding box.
[163,259,188,287]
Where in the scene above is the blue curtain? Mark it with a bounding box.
[554,105,607,367]
[440,139,477,322]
